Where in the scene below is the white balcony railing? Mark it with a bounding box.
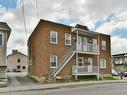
[76,43,99,53]
[72,66,99,75]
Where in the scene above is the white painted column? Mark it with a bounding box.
[75,30,79,80]
[97,34,100,80]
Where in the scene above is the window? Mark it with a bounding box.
[100,59,106,68]
[22,66,26,69]
[0,33,3,47]
[65,33,71,45]
[50,55,57,68]
[102,40,106,50]
[78,57,84,66]
[17,58,20,63]
[50,31,58,44]
[17,65,21,69]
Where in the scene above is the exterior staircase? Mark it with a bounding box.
[51,47,76,77]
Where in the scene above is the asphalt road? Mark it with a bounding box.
[7,72,38,87]
[1,82,127,95]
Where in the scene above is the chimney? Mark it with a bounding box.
[75,24,89,31]
[12,50,18,54]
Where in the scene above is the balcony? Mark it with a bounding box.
[72,66,99,75]
[76,43,99,54]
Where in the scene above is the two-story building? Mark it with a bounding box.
[112,53,127,73]
[28,19,111,82]
[0,22,11,83]
[7,50,28,72]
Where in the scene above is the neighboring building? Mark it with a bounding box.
[7,50,28,72]
[0,22,11,82]
[112,53,127,73]
[28,19,111,82]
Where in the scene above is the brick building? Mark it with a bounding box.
[28,19,111,82]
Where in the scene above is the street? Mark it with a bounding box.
[1,83,127,95]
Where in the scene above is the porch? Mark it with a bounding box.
[72,66,99,76]
[76,43,99,54]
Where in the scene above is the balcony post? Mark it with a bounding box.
[75,53,78,80]
[97,34,100,80]
[76,29,79,51]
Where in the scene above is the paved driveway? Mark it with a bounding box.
[7,72,39,87]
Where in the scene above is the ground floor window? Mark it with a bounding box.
[100,59,107,68]
[50,55,57,68]
[0,33,3,47]
[17,65,21,69]
[78,57,84,66]
[22,66,26,69]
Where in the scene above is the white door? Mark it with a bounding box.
[88,58,93,72]
[93,39,98,52]
[83,37,87,52]
[77,36,82,50]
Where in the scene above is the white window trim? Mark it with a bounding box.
[0,33,4,47]
[102,40,106,50]
[100,59,107,69]
[50,31,58,44]
[65,33,71,46]
[78,57,84,66]
[50,55,57,68]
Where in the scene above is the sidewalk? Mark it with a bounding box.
[0,80,127,93]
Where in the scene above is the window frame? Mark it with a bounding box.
[0,33,4,47]
[78,57,84,66]
[101,40,106,50]
[50,31,58,44]
[65,33,71,46]
[50,55,57,68]
[100,59,107,69]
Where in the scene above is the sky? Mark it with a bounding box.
[0,0,127,55]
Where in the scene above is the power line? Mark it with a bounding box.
[35,0,39,20]
[21,0,27,41]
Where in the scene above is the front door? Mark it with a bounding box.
[88,58,93,72]
[78,57,84,66]
[83,37,87,52]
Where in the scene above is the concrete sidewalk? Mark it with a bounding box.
[0,80,127,93]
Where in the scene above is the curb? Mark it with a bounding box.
[0,80,127,93]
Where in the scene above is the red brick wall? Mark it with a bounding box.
[28,20,111,77]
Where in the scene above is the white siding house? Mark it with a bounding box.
[7,50,28,72]
[0,22,11,83]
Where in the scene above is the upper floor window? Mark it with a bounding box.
[50,55,57,68]
[17,58,20,63]
[65,33,71,45]
[50,31,58,44]
[0,33,3,47]
[102,40,106,50]
[100,59,107,68]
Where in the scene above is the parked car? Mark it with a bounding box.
[123,71,127,77]
[112,69,118,76]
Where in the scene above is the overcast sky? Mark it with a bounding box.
[0,0,127,55]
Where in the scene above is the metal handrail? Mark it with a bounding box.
[76,43,99,52]
[58,45,75,67]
